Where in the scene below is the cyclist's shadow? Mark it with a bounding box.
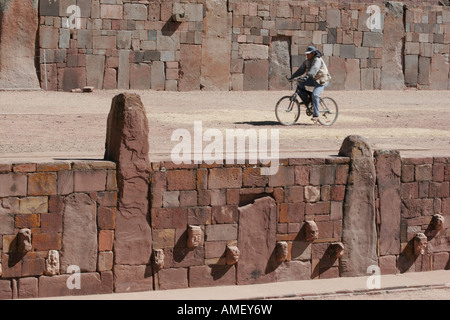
[234,121,314,127]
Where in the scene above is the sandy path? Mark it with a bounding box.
[0,89,449,162]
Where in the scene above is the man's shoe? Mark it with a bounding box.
[311,116,320,124]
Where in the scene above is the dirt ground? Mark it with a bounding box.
[0,88,449,162]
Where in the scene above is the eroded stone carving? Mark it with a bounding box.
[431,214,444,231]
[45,250,60,276]
[226,246,240,265]
[18,228,32,253]
[329,242,345,259]
[187,225,202,248]
[276,241,288,262]
[413,232,427,256]
[152,249,165,272]
[305,221,319,243]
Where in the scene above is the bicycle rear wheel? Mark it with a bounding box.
[317,97,338,126]
[275,96,301,126]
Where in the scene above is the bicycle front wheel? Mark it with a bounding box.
[318,97,338,126]
[275,96,301,126]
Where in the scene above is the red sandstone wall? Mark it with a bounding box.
[35,0,450,91]
[0,155,448,298]
[0,161,117,298]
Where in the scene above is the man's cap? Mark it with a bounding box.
[305,46,317,54]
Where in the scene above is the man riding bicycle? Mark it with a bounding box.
[288,46,331,123]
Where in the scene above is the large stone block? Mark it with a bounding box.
[179,45,201,91]
[418,56,431,87]
[0,0,40,89]
[381,3,405,90]
[129,63,151,90]
[86,55,106,89]
[124,4,147,21]
[151,61,165,91]
[57,67,86,91]
[237,197,277,285]
[404,55,419,87]
[38,273,102,298]
[327,56,345,90]
[104,94,152,265]
[430,54,450,90]
[327,9,341,28]
[361,68,374,90]
[362,32,383,48]
[0,173,27,197]
[243,60,269,90]
[375,150,401,256]
[269,37,291,90]
[200,0,232,90]
[345,59,361,90]
[60,193,98,273]
[118,50,130,89]
[338,136,378,276]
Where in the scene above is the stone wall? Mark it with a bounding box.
[0,161,117,298]
[32,0,450,92]
[0,154,448,298]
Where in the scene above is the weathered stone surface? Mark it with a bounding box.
[118,50,130,89]
[200,0,231,90]
[0,0,40,89]
[237,197,277,285]
[151,61,165,90]
[0,173,27,197]
[243,60,269,90]
[114,264,153,293]
[345,59,361,90]
[38,273,102,298]
[86,55,106,89]
[158,268,188,290]
[189,265,236,288]
[269,38,291,90]
[275,261,311,282]
[129,63,151,90]
[418,56,431,87]
[338,136,378,276]
[58,67,86,91]
[179,45,202,91]
[381,3,405,90]
[375,150,401,256]
[327,56,345,90]
[104,94,152,265]
[60,193,97,273]
[430,54,450,90]
[405,55,418,87]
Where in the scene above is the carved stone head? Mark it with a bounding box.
[152,249,165,272]
[17,228,32,252]
[329,242,345,259]
[413,233,427,256]
[431,214,444,231]
[226,246,240,265]
[305,221,319,242]
[45,250,60,276]
[187,225,202,248]
[276,241,288,263]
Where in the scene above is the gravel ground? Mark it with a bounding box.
[0,89,449,162]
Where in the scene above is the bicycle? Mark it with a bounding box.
[275,77,339,126]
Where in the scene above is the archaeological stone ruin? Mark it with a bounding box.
[0,0,449,91]
[0,92,448,298]
[0,0,448,299]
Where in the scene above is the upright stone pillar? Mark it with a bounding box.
[0,0,40,89]
[200,0,231,90]
[381,2,405,90]
[338,135,378,277]
[104,93,153,292]
[374,150,401,256]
